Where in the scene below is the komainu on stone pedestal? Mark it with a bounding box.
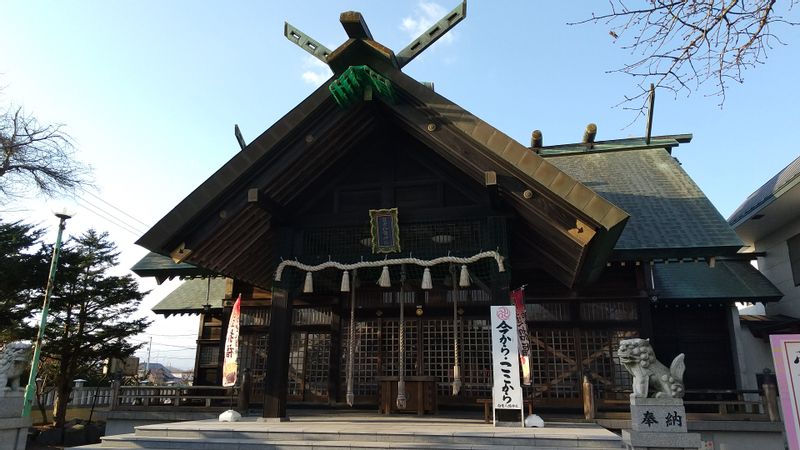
[0,341,32,398]
[618,338,685,399]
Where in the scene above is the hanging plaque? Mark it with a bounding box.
[369,208,401,254]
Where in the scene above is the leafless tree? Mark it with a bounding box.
[572,0,798,116]
[0,101,90,200]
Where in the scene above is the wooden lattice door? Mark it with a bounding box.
[287,331,332,402]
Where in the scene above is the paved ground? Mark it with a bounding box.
[134,410,621,440]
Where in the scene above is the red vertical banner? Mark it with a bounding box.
[511,288,532,386]
[222,294,241,387]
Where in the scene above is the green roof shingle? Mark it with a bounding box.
[151,278,227,316]
[653,260,782,302]
[547,148,743,257]
[131,252,213,282]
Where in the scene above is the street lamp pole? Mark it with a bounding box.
[21,212,71,418]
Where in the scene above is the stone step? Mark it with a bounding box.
[80,434,620,450]
[97,432,621,449]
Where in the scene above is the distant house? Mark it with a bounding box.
[139,362,185,385]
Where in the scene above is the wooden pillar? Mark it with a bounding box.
[582,375,595,421]
[762,382,780,422]
[263,287,293,418]
[639,264,655,339]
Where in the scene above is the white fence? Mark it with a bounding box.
[39,386,113,408]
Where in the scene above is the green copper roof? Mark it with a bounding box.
[152,277,227,316]
[131,252,213,283]
[547,147,743,258]
[653,260,782,302]
[329,65,395,108]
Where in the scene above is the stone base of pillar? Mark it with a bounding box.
[623,430,701,450]
[0,391,31,450]
[257,417,291,423]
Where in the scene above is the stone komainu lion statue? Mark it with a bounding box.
[618,338,685,399]
[1,341,32,396]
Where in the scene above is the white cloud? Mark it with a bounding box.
[300,55,332,86]
[400,2,455,45]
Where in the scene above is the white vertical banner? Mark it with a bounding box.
[490,305,524,410]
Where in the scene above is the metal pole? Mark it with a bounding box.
[22,212,70,418]
[144,337,152,380]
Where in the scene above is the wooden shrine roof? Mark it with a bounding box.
[135,42,632,289]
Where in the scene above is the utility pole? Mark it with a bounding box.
[22,212,71,418]
[144,337,152,381]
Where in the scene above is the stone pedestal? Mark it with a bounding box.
[624,397,700,450]
[0,391,31,450]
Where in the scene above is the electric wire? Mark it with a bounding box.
[78,188,150,228]
[75,194,145,234]
[73,197,144,237]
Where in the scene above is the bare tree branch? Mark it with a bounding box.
[0,94,92,201]
[570,0,798,117]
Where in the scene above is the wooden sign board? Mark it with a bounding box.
[490,305,524,426]
[369,208,401,253]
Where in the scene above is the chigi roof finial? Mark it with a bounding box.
[283,1,467,71]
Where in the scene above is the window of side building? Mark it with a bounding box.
[788,233,800,286]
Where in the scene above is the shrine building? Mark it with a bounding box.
[132,6,782,420]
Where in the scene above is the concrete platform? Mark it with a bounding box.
[80,410,623,449]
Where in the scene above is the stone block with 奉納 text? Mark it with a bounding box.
[630,397,688,433]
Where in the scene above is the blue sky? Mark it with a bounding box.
[2,1,798,368]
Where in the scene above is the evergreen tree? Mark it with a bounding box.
[0,220,48,343]
[42,229,150,427]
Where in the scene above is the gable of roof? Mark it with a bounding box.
[546,147,743,259]
[135,57,630,288]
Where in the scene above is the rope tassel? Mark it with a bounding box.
[346,270,357,407]
[452,365,462,396]
[397,265,407,410]
[341,270,350,293]
[459,264,470,287]
[396,379,407,409]
[421,267,432,290]
[378,266,391,287]
[303,272,313,293]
